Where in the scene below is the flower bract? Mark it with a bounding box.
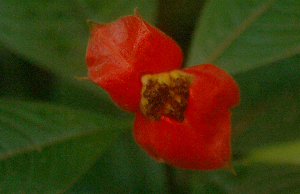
[86,11,240,170]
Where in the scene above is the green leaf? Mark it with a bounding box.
[191,163,300,194]
[231,55,300,155]
[247,140,300,164]
[186,0,300,74]
[0,0,157,93]
[0,99,131,193]
[68,131,167,194]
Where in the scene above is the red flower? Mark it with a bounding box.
[86,11,240,170]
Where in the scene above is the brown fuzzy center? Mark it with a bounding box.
[140,70,193,122]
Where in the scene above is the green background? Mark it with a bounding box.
[0,0,300,193]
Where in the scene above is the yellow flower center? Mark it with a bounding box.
[140,70,193,122]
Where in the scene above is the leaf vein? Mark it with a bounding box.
[205,0,278,63]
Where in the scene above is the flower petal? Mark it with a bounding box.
[86,13,182,112]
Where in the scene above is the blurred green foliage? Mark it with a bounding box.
[0,0,300,193]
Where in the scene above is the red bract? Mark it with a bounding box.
[86,12,182,112]
[86,11,240,170]
[134,64,239,170]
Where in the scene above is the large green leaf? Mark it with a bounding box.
[186,0,300,74]
[231,55,300,155]
[68,131,167,193]
[0,99,132,193]
[191,163,300,194]
[0,0,157,93]
[0,46,130,118]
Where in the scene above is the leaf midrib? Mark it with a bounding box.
[205,0,278,64]
[0,126,112,161]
